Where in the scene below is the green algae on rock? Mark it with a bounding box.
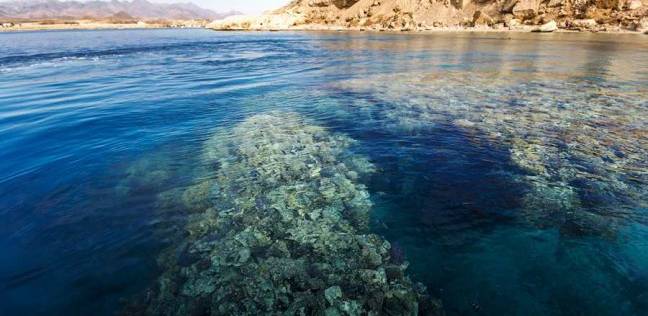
[126,112,443,315]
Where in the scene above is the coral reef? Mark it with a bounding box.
[125,112,443,315]
[321,71,647,236]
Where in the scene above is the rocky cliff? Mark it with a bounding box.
[209,0,647,32]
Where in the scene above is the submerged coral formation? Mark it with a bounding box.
[323,71,647,236]
[127,112,442,315]
[115,152,174,197]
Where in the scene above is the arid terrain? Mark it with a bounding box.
[0,18,210,32]
[0,0,237,31]
[208,0,648,33]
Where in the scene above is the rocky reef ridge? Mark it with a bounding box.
[321,70,648,238]
[208,0,648,33]
[124,112,443,315]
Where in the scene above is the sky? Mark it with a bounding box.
[156,0,290,14]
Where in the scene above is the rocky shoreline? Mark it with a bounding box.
[207,0,648,34]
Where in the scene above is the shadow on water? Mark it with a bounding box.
[0,142,207,316]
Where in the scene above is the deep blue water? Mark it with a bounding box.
[0,29,647,315]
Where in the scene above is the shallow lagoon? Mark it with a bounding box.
[0,29,647,315]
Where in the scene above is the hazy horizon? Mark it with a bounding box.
[0,0,289,14]
[152,0,288,14]
[92,0,288,14]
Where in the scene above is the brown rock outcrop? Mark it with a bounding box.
[209,0,648,32]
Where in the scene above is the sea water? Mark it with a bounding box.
[0,29,647,315]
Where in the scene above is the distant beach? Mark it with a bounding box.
[0,19,207,32]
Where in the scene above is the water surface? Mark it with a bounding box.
[0,29,647,315]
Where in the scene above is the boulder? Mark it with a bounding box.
[501,13,514,23]
[309,0,360,8]
[502,0,519,12]
[337,0,359,8]
[507,18,521,27]
[451,0,469,9]
[636,17,648,31]
[309,0,331,7]
[594,0,621,9]
[626,0,643,9]
[571,18,598,28]
[512,0,540,19]
[472,10,494,26]
[534,20,558,32]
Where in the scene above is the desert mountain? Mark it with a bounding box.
[0,0,240,20]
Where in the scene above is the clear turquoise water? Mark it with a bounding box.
[0,29,647,315]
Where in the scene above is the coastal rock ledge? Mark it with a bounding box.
[207,0,648,32]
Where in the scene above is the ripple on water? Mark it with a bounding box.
[0,29,647,316]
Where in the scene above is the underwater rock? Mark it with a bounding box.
[128,112,443,315]
[115,153,173,197]
[560,210,619,238]
[325,286,343,305]
[181,181,213,213]
[154,180,213,214]
[518,179,583,228]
